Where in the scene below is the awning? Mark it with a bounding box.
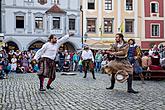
[0,42,5,47]
[87,41,111,50]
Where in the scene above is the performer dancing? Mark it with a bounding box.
[103,33,139,94]
[81,45,96,79]
[33,33,74,91]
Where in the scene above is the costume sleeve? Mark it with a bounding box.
[33,43,48,61]
[90,50,94,62]
[57,35,69,46]
[81,51,85,60]
[135,46,142,57]
[109,44,116,52]
[114,45,129,56]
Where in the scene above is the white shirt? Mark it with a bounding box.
[34,35,69,61]
[81,49,94,62]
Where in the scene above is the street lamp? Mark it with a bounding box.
[80,5,84,48]
[84,32,88,43]
[0,0,2,33]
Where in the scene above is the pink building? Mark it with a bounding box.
[141,0,165,49]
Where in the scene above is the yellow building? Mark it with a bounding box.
[80,0,165,49]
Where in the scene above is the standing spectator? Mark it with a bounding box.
[4,58,10,78]
[59,52,65,72]
[158,44,164,59]
[72,52,78,71]
[95,51,102,72]
[78,58,83,73]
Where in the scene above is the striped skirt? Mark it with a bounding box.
[38,57,56,79]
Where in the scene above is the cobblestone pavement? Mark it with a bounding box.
[0,72,165,110]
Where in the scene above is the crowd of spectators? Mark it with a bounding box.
[0,42,165,80]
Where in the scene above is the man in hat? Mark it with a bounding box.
[33,33,74,91]
[103,33,138,94]
[81,45,96,79]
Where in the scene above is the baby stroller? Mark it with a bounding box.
[63,60,70,72]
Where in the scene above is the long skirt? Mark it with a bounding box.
[106,58,133,75]
[82,59,94,72]
[38,57,56,79]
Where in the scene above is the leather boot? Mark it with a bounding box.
[83,71,87,78]
[39,76,46,91]
[92,71,96,79]
[46,85,54,90]
[127,74,139,94]
[106,74,115,90]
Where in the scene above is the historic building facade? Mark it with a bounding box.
[141,0,165,49]
[80,0,165,49]
[2,0,81,51]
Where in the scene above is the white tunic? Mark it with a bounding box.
[81,49,94,62]
[34,35,69,61]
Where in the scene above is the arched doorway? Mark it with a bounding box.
[6,41,19,51]
[59,42,76,52]
[28,41,45,51]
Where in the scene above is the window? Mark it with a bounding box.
[16,16,24,28]
[151,3,158,13]
[126,0,133,10]
[53,17,60,29]
[152,24,159,36]
[35,17,43,29]
[87,18,96,32]
[69,19,75,30]
[105,0,112,10]
[38,0,47,5]
[125,19,134,33]
[52,0,59,4]
[104,18,113,33]
[88,0,95,9]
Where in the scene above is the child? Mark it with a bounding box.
[78,59,83,73]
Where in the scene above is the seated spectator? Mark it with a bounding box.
[0,58,5,79]
[151,52,160,66]
[33,63,39,73]
[21,56,29,72]
[142,51,152,70]
[16,63,25,73]
[28,64,34,73]
[160,58,165,70]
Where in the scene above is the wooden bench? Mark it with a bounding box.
[134,70,165,79]
[142,70,165,79]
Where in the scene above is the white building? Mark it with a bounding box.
[2,0,81,51]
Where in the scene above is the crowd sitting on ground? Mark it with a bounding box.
[0,41,165,80]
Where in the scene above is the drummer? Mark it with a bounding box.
[103,33,139,94]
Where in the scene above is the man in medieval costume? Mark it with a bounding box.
[81,45,96,79]
[103,33,139,94]
[33,33,74,91]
